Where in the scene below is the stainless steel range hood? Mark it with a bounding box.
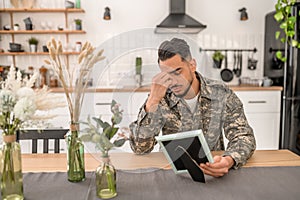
[155,0,207,34]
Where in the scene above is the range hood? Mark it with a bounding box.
[155,0,207,34]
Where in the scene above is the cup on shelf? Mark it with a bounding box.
[40,21,47,30]
[25,24,34,30]
[47,21,53,30]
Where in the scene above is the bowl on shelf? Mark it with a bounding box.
[9,43,22,52]
[22,0,35,8]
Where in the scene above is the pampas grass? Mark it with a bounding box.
[45,38,105,123]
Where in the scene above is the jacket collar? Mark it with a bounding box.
[166,72,213,108]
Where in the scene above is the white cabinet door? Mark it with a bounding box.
[235,91,281,150]
[246,113,280,150]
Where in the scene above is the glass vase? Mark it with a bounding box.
[66,123,85,182]
[96,156,117,199]
[0,134,24,200]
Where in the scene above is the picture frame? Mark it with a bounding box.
[155,129,213,178]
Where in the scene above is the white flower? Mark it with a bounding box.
[16,87,35,100]
[13,97,36,121]
[0,90,16,113]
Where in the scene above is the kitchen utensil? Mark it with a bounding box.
[220,51,233,82]
[236,50,242,77]
[65,0,75,8]
[247,51,257,70]
[232,51,237,75]
[271,52,284,69]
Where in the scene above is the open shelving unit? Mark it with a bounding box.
[0,8,85,67]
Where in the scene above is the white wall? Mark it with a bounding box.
[0,0,277,86]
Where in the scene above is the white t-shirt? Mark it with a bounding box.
[184,92,199,113]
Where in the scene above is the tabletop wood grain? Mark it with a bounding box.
[21,149,300,172]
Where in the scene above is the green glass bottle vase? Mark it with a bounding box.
[66,123,85,182]
[96,156,117,199]
[0,134,24,200]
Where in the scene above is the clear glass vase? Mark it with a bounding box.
[0,134,24,200]
[96,156,117,199]
[66,123,85,182]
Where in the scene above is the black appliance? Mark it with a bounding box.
[264,11,285,86]
[264,3,300,155]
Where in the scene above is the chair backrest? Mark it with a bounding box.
[17,129,68,153]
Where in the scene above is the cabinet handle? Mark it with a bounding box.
[96,103,111,106]
[248,100,267,104]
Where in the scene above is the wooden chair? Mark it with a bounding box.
[17,129,69,153]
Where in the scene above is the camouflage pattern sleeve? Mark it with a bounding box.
[222,89,256,169]
[129,101,164,154]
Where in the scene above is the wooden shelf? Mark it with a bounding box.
[0,30,86,34]
[0,52,80,56]
[0,8,85,13]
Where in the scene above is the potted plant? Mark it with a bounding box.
[28,37,39,52]
[13,23,20,31]
[274,0,300,61]
[74,19,82,30]
[212,51,224,68]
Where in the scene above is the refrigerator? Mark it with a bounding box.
[264,3,300,155]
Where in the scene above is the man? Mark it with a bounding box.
[129,38,256,177]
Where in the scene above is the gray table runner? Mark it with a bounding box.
[2,166,300,200]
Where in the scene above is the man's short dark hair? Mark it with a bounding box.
[158,38,192,63]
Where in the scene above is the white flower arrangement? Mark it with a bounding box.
[0,66,66,135]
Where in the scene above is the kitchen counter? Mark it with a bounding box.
[49,86,283,93]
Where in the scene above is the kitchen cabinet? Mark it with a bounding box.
[235,91,281,150]
[24,89,281,153]
[0,8,85,67]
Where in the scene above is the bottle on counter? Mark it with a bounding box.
[39,66,48,88]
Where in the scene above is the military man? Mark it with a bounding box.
[129,38,256,177]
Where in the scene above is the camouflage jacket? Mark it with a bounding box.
[129,72,256,169]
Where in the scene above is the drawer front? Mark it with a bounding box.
[235,91,281,113]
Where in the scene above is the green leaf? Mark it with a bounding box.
[280,37,286,43]
[276,51,283,59]
[280,21,287,29]
[113,138,126,147]
[275,31,281,39]
[292,39,298,47]
[297,43,300,48]
[274,11,284,21]
[103,127,118,139]
[93,117,110,129]
[99,134,114,151]
[287,16,296,23]
[285,6,291,15]
[287,30,295,37]
[111,99,117,110]
[80,134,92,142]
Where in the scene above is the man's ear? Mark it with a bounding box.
[190,59,197,72]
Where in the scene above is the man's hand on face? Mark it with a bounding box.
[199,155,235,177]
[145,72,173,112]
